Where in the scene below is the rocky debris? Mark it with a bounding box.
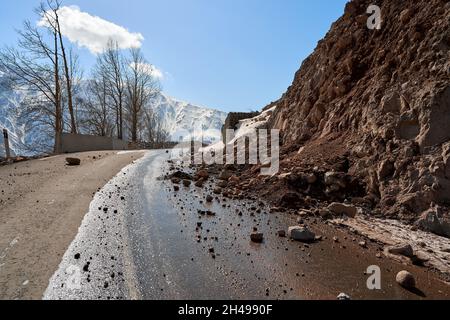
[327,203,358,218]
[277,192,303,209]
[416,206,450,238]
[219,170,233,181]
[196,169,210,179]
[337,293,351,301]
[195,180,205,188]
[170,171,193,181]
[396,271,416,289]
[288,226,316,243]
[206,195,214,203]
[217,181,228,188]
[277,230,286,238]
[386,244,415,258]
[183,180,192,187]
[171,177,181,184]
[250,233,264,243]
[66,157,81,166]
[174,186,180,192]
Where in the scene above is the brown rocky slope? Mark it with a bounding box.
[237,0,450,237]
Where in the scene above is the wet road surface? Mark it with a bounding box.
[45,150,450,300]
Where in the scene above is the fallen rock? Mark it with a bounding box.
[206,195,214,203]
[219,170,233,181]
[278,230,286,238]
[197,169,209,179]
[328,203,358,218]
[396,271,416,289]
[66,157,81,166]
[337,293,351,300]
[217,181,228,188]
[195,179,204,187]
[183,180,192,187]
[170,171,193,181]
[250,233,264,243]
[386,244,414,258]
[288,226,316,242]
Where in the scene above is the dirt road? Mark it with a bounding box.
[0,150,145,299]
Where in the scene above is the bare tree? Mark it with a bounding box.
[142,107,170,147]
[41,0,78,134]
[0,8,63,153]
[126,48,160,142]
[82,76,114,137]
[95,40,126,139]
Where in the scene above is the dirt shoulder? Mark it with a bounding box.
[0,150,145,300]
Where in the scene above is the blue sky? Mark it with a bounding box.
[0,0,347,112]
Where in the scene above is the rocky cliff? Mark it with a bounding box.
[255,0,450,233]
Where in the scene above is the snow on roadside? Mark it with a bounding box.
[43,152,150,300]
[200,106,277,154]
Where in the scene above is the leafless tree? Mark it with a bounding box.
[0,7,63,153]
[142,107,170,147]
[82,76,114,137]
[95,40,126,139]
[40,0,78,134]
[125,48,160,142]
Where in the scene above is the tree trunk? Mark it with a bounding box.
[54,31,62,154]
[55,10,77,134]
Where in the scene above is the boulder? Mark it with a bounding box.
[288,226,316,242]
[396,271,416,289]
[66,157,81,166]
[328,203,358,218]
[386,244,414,258]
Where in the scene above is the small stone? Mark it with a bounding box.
[359,241,367,248]
[250,233,264,243]
[337,293,351,300]
[288,226,316,242]
[183,180,192,187]
[197,169,209,179]
[206,195,214,203]
[396,271,416,289]
[278,230,286,238]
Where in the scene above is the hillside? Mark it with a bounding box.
[238,0,450,234]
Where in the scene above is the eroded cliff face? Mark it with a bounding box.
[265,0,450,228]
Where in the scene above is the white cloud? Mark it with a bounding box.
[130,62,164,80]
[38,5,144,54]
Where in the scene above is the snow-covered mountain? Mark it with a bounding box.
[150,93,227,144]
[0,73,227,156]
[0,75,51,157]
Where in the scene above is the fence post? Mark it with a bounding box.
[3,129,11,159]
